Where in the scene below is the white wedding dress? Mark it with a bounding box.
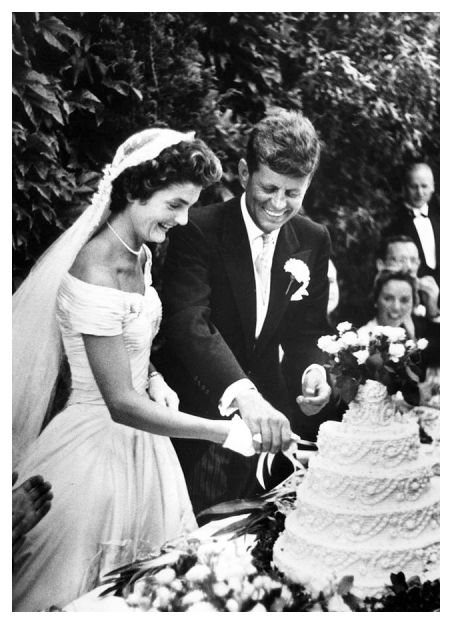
[13,247,197,611]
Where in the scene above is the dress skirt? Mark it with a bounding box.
[12,403,197,611]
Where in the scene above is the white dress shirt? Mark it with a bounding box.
[218,194,326,416]
[406,202,436,270]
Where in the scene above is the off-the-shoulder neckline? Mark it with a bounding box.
[64,255,152,298]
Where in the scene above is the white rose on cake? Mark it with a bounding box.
[353,349,370,365]
[417,338,429,350]
[388,343,405,362]
[380,326,406,341]
[336,321,352,334]
[341,330,359,347]
[317,335,342,354]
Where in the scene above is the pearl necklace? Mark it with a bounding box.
[107,221,142,256]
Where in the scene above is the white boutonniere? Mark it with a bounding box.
[284,258,310,301]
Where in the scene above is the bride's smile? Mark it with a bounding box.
[129,182,202,244]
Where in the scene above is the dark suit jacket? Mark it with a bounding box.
[389,201,440,283]
[158,197,331,512]
[413,315,440,371]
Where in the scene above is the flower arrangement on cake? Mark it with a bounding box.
[317,321,428,405]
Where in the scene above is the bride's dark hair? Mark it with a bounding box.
[109,138,222,213]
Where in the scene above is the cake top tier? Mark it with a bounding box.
[341,380,405,429]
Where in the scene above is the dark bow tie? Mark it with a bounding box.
[406,205,429,218]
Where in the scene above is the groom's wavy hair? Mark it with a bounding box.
[109,138,222,213]
[246,111,321,178]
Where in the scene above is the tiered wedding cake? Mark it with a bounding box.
[273,380,439,597]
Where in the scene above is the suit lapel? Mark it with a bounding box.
[219,200,257,357]
[412,222,427,266]
[255,220,311,356]
[406,209,440,269]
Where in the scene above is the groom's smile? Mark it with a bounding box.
[238,160,312,234]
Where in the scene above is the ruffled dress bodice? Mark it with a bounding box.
[56,247,161,404]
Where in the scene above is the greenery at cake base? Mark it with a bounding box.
[96,499,439,612]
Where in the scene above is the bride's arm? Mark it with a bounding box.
[82,333,230,444]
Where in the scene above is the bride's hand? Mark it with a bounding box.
[147,373,179,410]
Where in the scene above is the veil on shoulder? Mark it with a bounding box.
[12,128,194,468]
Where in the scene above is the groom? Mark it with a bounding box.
[159,111,332,513]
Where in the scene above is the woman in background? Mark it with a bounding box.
[361,269,439,370]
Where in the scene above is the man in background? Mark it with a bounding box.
[389,163,439,285]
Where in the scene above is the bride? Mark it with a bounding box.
[12,128,239,611]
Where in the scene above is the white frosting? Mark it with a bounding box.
[273,380,440,597]
[303,454,434,506]
[341,387,401,429]
[290,485,439,546]
[317,420,420,468]
[274,530,439,598]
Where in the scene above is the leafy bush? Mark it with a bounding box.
[13,13,153,285]
[13,12,439,326]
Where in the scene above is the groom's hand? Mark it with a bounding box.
[296,368,331,416]
[235,389,292,454]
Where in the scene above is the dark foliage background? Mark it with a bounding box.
[12,12,439,325]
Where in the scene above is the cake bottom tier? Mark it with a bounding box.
[273,523,439,598]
